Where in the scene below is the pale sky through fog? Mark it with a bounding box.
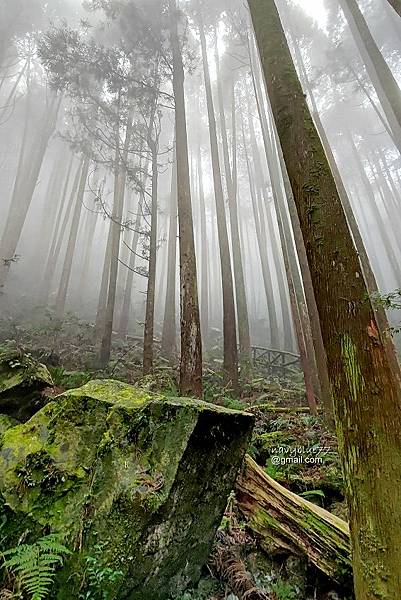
[295,0,328,29]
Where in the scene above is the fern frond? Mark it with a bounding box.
[1,533,71,600]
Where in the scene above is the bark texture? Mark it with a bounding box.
[249,1,401,598]
[169,0,203,396]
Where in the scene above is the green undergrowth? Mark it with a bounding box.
[249,410,345,514]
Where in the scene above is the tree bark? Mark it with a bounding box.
[282,16,400,389]
[197,144,209,345]
[143,141,159,374]
[161,147,178,360]
[249,1,401,597]
[169,0,203,397]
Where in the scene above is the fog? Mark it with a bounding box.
[1,0,400,366]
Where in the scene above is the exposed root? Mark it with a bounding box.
[209,532,272,600]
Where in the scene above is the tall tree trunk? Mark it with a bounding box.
[78,207,98,300]
[33,156,66,275]
[99,109,132,366]
[215,42,252,374]
[40,155,78,306]
[339,0,401,152]
[143,141,159,374]
[243,112,280,348]
[197,144,209,345]
[0,90,59,291]
[286,17,399,367]
[95,222,113,337]
[77,171,101,299]
[55,156,89,319]
[169,0,203,397]
[247,104,319,413]
[161,147,178,359]
[249,1,401,598]
[118,159,149,339]
[198,12,238,393]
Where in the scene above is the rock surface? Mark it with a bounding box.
[0,350,53,421]
[0,379,254,599]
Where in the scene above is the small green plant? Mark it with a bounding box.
[1,534,71,600]
[271,580,298,600]
[300,489,325,500]
[371,289,401,333]
[79,544,124,600]
[48,367,92,389]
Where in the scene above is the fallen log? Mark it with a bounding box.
[249,404,320,414]
[236,455,351,583]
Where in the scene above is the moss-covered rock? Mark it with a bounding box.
[0,379,254,599]
[0,350,53,421]
[0,413,19,434]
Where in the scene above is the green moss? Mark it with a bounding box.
[0,413,19,434]
[0,379,254,599]
[0,350,53,421]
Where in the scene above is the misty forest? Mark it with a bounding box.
[1,0,401,598]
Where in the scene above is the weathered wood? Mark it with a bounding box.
[249,404,320,414]
[236,456,351,583]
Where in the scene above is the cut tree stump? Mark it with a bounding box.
[236,455,351,583]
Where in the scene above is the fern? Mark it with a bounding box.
[1,534,71,600]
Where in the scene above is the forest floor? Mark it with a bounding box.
[0,312,352,600]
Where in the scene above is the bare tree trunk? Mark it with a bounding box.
[95,223,113,337]
[143,141,159,374]
[0,90,59,291]
[198,12,238,393]
[169,0,203,397]
[215,42,252,374]
[161,147,178,360]
[242,112,280,349]
[40,155,78,306]
[197,144,210,346]
[118,159,149,339]
[33,155,66,275]
[55,156,89,319]
[250,33,332,417]
[283,19,400,378]
[249,1,401,597]
[99,109,133,366]
[77,171,101,298]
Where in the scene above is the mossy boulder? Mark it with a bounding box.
[0,379,254,599]
[0,414,19,434]
[0,350,53,421]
